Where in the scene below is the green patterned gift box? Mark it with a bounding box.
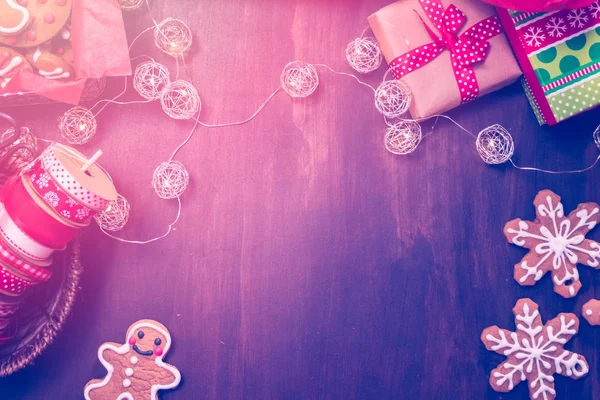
[497,5,600,125]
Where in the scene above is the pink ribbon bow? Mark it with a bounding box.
[389,0,504,104]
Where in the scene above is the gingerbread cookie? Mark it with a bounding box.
[50,24,72,64]
[582,299,600,325]
[482,298,588,400]
[504,189,600,298]
[0,46,32,90]
[84,319,181,400]
[0,1,33,36]
[0,0,72,48]
[27,43,73,80]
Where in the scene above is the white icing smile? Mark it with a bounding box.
[39,68,71,80]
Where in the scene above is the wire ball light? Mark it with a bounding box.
[152,160,189,199]
[118,0,144,11]
[476,124,515,164]
[0,126,37,173]
[280,61,319,98]
[594,125,600,150]
[160,80,201,120]
[95,194,130,232]
[346,37,383,74]
[59,106,97,145]
[154,17,193,57]
[384,120,422,155]
[133,61,171,100]
[80,78,107,102]
[374,80,412,118]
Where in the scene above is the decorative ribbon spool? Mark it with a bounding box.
[25,161,95,226]
[0,239,51,283]
[41,145,117,212]
[0,261,36,297]
[0,178,76,253]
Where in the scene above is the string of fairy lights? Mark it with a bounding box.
[51,0,600,243]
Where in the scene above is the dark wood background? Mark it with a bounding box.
[1,0,600,398]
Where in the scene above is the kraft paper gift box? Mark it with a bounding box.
[368,0,523,119]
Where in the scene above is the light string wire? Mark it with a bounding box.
[76,4,600,245]
[314,64,376,92]
[394,112,600,174]
[99,197,182,244]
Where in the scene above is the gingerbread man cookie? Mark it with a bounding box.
[0,1,33,36]
[84,319,181,400]
[0,0,72,48]
[0,46,32,90]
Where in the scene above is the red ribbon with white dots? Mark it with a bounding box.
[388,0,504,104]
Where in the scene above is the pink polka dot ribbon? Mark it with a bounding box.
[389,0,504,104]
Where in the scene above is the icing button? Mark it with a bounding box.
[26,31,37,42]
[123,379,131,388]
[44,13,56,24]
[125,368,134,377]
[130,356,138,365]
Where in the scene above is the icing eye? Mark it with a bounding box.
[137,331,145,339]
[154,338,162,346]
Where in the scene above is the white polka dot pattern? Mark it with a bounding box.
[389,0,504,104]
[0,263,34,296]
[41,151,110,211]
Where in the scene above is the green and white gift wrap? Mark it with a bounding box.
[498,4,600,125]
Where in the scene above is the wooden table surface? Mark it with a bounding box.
[1,0,600,399]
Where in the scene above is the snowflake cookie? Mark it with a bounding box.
[581,299,600,326]
[481,298,588,400]
[504,189,600,298]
